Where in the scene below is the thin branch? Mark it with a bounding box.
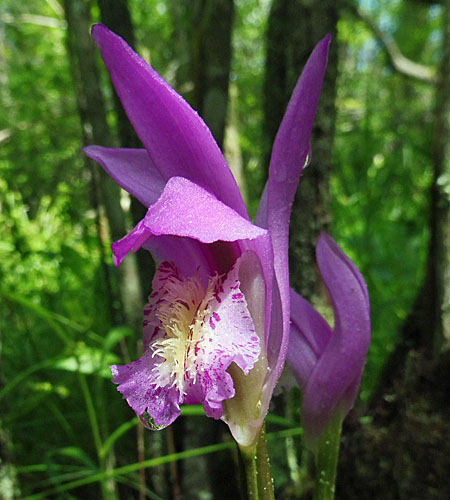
[0,13,67,29]
[343,0,437,83]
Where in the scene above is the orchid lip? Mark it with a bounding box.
[111,257,262,429]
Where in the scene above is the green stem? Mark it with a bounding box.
[313,412,343,500]
[239,425,275,500]
[78,373,109,499]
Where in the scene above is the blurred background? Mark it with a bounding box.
[1,0,449,499]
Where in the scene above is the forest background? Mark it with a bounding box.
[1,0,449,499]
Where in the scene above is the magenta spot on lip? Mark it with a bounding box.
[232,293,243,300]
[149,326,160,340]
[209,317,216,329]
[213,312,221,322]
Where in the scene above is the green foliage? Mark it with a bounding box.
[333,4,436,398]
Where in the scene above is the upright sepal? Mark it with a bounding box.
[91,24,248,218]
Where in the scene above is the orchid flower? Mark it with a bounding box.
[84,24,330,448]
[287,233,371,451]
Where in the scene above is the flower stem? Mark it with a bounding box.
[313,413,343,500]
[239,424,275,500]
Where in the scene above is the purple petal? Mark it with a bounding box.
[190,254,261,421]
[111,352,181,429]
[320,233,370,310]
[268,35,330,202]
[301,233,371,448]
[91,24,248,218]
[287,289,333,391]
[143,236,217,278]
[290,289,333,356]
[260,36,331,418]
[83,146,165,207]
[111,176,267,267]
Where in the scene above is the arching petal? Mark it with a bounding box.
[290,289,333,356]
[111,176,267,267]
[267,36,330,219]
[287,289,333,390]
[91,24,248,218]
[302,233,371,449]
[83,146,165,207]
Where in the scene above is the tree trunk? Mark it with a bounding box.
[63,0,143,332]
[169,0,234,149]
[191,0,234,148]
[264,0,338,301]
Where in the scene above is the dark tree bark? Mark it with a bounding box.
[63,0,143,332]
[169,0,234,148]
[191,0,234,148]
[264,0,338,301]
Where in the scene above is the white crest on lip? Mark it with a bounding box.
[150,270,221,395]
